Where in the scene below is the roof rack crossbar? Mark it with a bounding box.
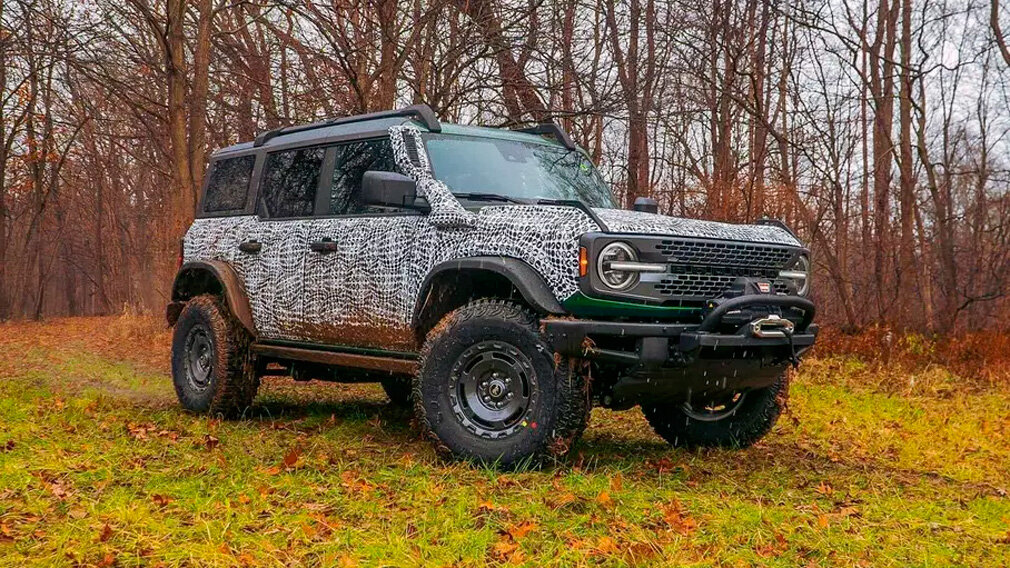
[514,123,578,151]
[253,104,441,147]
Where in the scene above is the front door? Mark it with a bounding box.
[300,137,420,351]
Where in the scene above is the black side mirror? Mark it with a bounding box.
[633,196,659,214]
[361,171,418,208]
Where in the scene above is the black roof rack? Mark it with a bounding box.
[755,217,798,239]
[514,123,578,151]
[253,104,441,147]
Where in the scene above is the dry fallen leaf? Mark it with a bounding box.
[506,521,538,540]
[609,473,624,492]
[593,535,619,555]
[491,538,522,563]
[97,523,113,543]
[282,446,302,469]
[659,500,697,535]
[151,494,173,508]
[547,491,577,510]
[595,490,613,507]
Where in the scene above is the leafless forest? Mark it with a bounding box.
[3,0,1010,332]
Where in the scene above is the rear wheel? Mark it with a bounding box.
[414,299,589,468]
[642,373,787,448]
[380,375,413,407]
[171,295,259,417]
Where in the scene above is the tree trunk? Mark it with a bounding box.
[897,0,916,325]
[166,0,195,242]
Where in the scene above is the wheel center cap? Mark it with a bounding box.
[488,380,505,398]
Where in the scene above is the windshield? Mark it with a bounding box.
[422,133,617,208]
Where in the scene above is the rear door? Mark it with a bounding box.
[247,145,327,340]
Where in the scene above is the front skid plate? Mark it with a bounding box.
[609,356,788,408]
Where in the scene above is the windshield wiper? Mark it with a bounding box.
[453,192,527,204]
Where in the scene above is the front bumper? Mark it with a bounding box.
[541,293,817,407]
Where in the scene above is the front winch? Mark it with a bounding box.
[750,314,795,338]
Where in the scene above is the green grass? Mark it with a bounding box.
[1,318,1009,566]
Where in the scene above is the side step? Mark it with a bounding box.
[250,343,418,375]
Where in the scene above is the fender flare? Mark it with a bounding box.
[412,256,566,329]
[170,260,257,335]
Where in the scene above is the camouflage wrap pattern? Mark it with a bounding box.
[183,125,801,346]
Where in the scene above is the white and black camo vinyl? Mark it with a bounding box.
[184,125,800,349]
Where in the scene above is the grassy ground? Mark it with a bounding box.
[1,316,1009,567]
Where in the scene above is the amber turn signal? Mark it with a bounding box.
[579,246,589,277]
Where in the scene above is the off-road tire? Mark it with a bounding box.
[171,294,259,418]
[642,373,788,449]
[380,375,414,407]
[414,299,589,468]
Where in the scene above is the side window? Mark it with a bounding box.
[329,138,398,215]
[258,146,325,218]
[203,155,255,213]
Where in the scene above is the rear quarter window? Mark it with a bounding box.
[203,155,255,213]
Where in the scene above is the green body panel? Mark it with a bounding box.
[561,292,702,320]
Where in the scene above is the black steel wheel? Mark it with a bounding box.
[449,341,538,439]
[642,374,788,449]
[681,391,747,422]
[171,295,259,417]
[380,374,414,407]
[183,324,215,391]
[414,299,589,468]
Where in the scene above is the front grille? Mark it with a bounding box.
[656,274,737,297]
[655,275,792,298]
[654,238,794,269]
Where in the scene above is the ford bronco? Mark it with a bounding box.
[167,105,817,467]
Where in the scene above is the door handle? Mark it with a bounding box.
[309,238,338,253]
[238,240,262,253]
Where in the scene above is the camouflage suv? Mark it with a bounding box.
[167,105,817,467]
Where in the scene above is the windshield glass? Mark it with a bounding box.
[422,133,617,208]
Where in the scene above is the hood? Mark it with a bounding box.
[591,208,802,247]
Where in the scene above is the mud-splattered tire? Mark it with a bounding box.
[171,294,259,418]
[380,375,413,407]
[414,299,589,468]
[642,374,788,449]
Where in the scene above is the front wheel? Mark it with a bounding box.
[414,299,589,468]
[642,373,788,449]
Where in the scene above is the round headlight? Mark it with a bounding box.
[597,242,639,290]
[782,254,810,296]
